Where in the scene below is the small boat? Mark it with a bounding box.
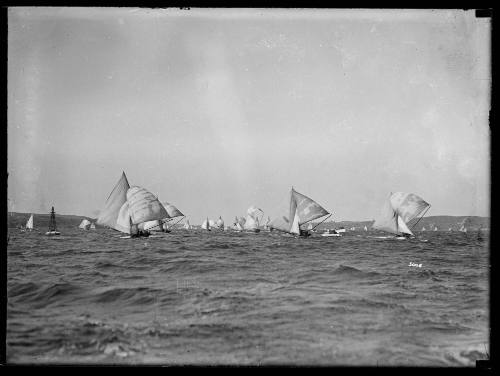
[263,216,271,231]
[372,192,431,239]
[24,214,34,232]
[216,216,225,230]
[201,217,212,231]
[183,220,192,230]
[90,222,96,230]
[46,207,61,236]
[79,219,91,230]
[243,206,264,233]
[321,229,341,237]
[269,187,331,237]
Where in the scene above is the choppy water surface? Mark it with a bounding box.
[7,228,490,365]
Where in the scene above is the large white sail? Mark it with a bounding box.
[372,192,430,236]
[270,188,329,234]
[126,186,169,225]
[290,188,329,225]
[25,214,34,230]
[97,172,130,232]
[79,219,91,230]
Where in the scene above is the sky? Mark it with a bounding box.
[7,8,491,223]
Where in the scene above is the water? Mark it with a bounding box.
[7,228,490,365]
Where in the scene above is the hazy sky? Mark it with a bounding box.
[8,8,491,223]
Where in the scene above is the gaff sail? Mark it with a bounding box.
[162,202,184,219]
[372,192,430,236]
[97,172,130,232]
[126,186,169,225]
[270,188,330,234]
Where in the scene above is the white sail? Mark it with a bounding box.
[79,219,91,230]
[269,188,329,234]
[183,220,191,230]
[126,186,169,225]
[209,219,216,227]
[372,192,430,236]
[290,208,300,235]
[25,214,34,230]
[97,172,131,232]
[216,216,224,229]
[162,202,184,218]
[201,218,211,230]
[90,222,96,230]
[364,226,368,231]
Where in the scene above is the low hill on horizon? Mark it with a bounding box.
[7,212,490,231]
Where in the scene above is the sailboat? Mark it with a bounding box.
[269,187,330,237]
[97,172,168,238]
[216,216,225,230]
[434,226,438,231]
[263,216,271,231]
[183,220,192,230]
[422,226,426,231]
[243,206,264,233]
[90,222,96,230]
[46,207,61,236]
[364,225,368,231]
[372,192,430,239]
[79,219,91,230]
[25,214,34,232]
[234,216,245,232]
[201,217,211,231]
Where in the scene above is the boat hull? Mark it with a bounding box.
[45,231,61,236]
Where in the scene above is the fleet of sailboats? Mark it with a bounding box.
[21,169,478,241]
[372,192,431,239]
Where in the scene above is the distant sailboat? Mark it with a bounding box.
[422,226,426,231]
[201,217,211,231]
[244,206,264,233]
[183,220,192,230]
[269,187,330,237]
[79,219,91,230]
[25,214,34,231]
[434,226,438,231]
[90,222,96,230]
[234,216,245,231]
[46,207,61,236]
[364,226,368,232]
[216,216,225,230]
[372,192,430,239]
[264,216,271,231]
